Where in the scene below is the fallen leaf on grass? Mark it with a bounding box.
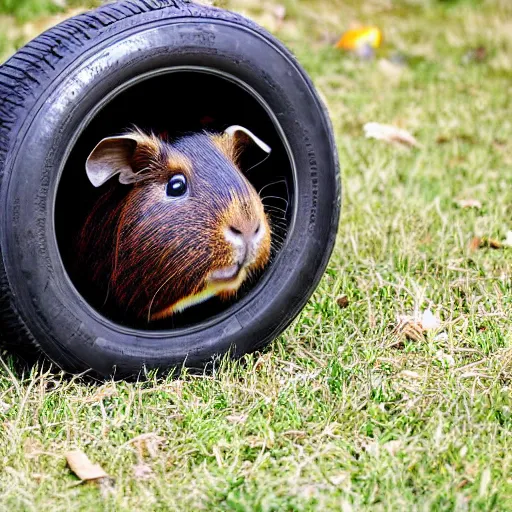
[336,295,350,309]
[364,122,420,148]
[133,463,154,481]
[336,26,382,50]
[469,237,481,252]
[456,478,470,490]
[456,198,482,209]
[65,450,109,482]
[394,316,425,343]
[391,309,442,345]
[470,237,503,251]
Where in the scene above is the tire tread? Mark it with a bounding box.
[0,0,188,355]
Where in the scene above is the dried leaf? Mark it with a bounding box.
[336,26,383,50]
[364,122,420,148]
[65,450,109,482]
[392,309,441,346]
[456,198,482,209]
[456,478,470,490]
[394,315,425,343]
[336,295,350,309]
[404,323,426,342]
[470,236,503,251]
[480,237,503,249]
[469,236,482,252]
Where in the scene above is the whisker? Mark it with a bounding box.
[271,235,287,246]
[264,205,288,215]
[261,195,289,208]
[246,151,271,174]
[147,273,176,322]
[258,179,287,196]
[270,219,287,229]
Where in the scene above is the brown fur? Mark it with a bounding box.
[76,129,271,321]
[211,133,241,164]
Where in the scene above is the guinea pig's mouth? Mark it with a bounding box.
[209,264,242,283]
[150,266,248,321]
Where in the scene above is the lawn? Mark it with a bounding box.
[1,0,512,510]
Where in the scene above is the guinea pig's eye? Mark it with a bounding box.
[166,174,188,198]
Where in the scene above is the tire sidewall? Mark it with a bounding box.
[1,16,340,375]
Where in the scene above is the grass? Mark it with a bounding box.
[1,0,512,509]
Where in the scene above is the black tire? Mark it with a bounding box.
[0,0,340,378]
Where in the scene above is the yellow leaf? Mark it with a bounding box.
[65,450,109,482]
[336,26,383,50]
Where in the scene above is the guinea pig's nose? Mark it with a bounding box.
[227,221,261,243]
[225,220,262,264]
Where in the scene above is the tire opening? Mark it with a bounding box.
[55,69,294,330]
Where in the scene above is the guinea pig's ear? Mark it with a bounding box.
[86,135,140,188]
[224,125,272,155]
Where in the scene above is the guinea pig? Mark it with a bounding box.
[76,126,272,322]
